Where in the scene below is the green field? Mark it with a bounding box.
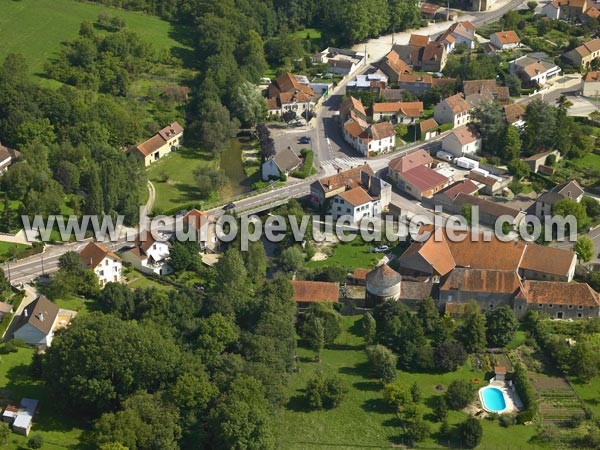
[277,316,541,450]
[570,152,600,171]
[0,347,85,449]
[308,238,383,271]
[0,0,185,80]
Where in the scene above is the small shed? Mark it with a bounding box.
[495,366,507,382]
[350,268,369,286]
[2,405,18,424]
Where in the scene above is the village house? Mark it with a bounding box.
[290,280,339,307]
[372,101,424,124]
[393,37,448,72]
[441,125,482,157]
[310,164,391,220]
[267,72,317,118]
[524,149,561,173]
[261,147,302,180]
[541,0,595,20]
[13,295,59,347]
[437,21,477,52]
[182,209,219,254]
[489,30,521,51]
[463,80,510,105]
[433,179,480,210]
[132,122,184,167]
[388,149,449,200]
[420,118,440,140]
[534,180,584,219]
[378,49,413,82]
[469,0,497,11]
[312,47,366,75]
[509,54,562,87]
[0,142,20,174]
[79,241,122,286]
[121,232,173,276]
[565,38,600,69]
[503,103,526,128]
[434,93,471,127]
[346,70,388,92]
[581,70,600,96]
[467,171,512,195]
[398,74,457,95]
[340,97,395,156]
[445,192,525,228]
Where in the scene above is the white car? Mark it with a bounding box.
[373,245,389,253]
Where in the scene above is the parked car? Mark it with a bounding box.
[373,245,389,253]
[293,120,304,127]
[222,202,235,211]
[298,136,311,144]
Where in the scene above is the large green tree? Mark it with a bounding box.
[486,306,518,347]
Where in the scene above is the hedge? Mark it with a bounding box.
[292,149,315,179]
[513,362,538,421]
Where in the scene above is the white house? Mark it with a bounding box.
[132,122,184,167]
[372,101,423,124]
[121,232,172,276]
[442,125,482,157]
[437,21,477,52]
[582,70,600,96]
[490,30,521,51]
[434,94,471,128]
[79,241,122,286]
[261,147,302,180]
[13,296,59,347]
[344,120,396,157]
[182,209,219,254]
[267,72,317,118]
[331,187,381,223]
[312,47,366,75]
[509,54,561,87]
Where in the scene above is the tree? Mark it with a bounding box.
[305,370,348,409]
[197,313,239,364]
[279,245,304,272]
[461,416,483,448]
[461,306,487,353]
[523,99,557,150]
[486,306,518,347]
[58,251,82,272]
[231,81,267,127]
[305,303,342,345]
[303,316,325,361]
[169,240,199,272]
[527,0,537,11]
[194,166,228,199]
[472,101,507,157]
[574,236,594,262]
[0,422,8,445]
[169,370,218,424]
[366,345,397,383]
[383,381,411,411]
[508,158,531,179]
[210,376,276,450]
[95,392,181,450]
[398,404,430,444]
[362,312,377,345]
[553,199,590,232]
[244,241,267,284]
[446,380,476,410]
[503,125,522,161]
[410,381,422,403]
[43,313,181,415]
[569,340,600,381]
[388,0,421,32]
[582,196,600,223]
[432,395,448,422]
[505,72,522,97]
[200,101,240,155]
[434,341,468,372]
[417,296,438,334]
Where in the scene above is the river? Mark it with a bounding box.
[219,136,255,199]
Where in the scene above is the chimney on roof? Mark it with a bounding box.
[39,313,44,322]
[24,309,28,318]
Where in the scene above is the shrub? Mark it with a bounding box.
[516,409,535,424]
[461,416,483,449]
[499,414,516,427]
[27,434,44,449]
[366,345,397,384]
[305,371,348,410]
[446,380,475,410]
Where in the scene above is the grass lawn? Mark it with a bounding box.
[308,238,383,271]
[570,152,600,171]
[146,147,219,214]
[277,316,541,449]
[569,376,600,417]
[0,242,30,259]
[0,0,187,81]
[126,269,174,291]
[0,347,86,449]
[52,294,99,316]
[291,28,322,40]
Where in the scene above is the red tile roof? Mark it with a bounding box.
[443,93,470,114]
[440,268,524,295]
[402,165,448,192]
[80,242,121,269]
[136,122,184,157]
[436,179,479,201]
[583,71,600,82]
[291,280,339,303]
[449,125,480,145]
[520,244,576,277]
[338,187,373,206]
[523,281,598,306]
[420,118,439,133]
[492,30,521,45]
[389,149,433,174]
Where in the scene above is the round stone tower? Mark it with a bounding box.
[365,264,402,307]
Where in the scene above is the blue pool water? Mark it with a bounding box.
[481,387,507,412]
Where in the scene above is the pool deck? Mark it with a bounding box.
[479,380,523,414]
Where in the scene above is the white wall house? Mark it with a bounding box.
[80,242,122,286]
[489,30,521,51]
[121,233,173,276]
[133,122,184,167]
[434,94,471,128]
[343,120,396,157]
[442,126,482,157]
[13,296,59,347]
[331,187,381,223]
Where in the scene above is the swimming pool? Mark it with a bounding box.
[480,386,507,413]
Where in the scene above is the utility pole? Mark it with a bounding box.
[6,260,10,283]
[41,253,45,276]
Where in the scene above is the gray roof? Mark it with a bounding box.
[554,180,584,199]
[366,264,402,289]
[17,295,58,335]
[453,193,521,219]
[537,190,564,205]
[273,148,301,172]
